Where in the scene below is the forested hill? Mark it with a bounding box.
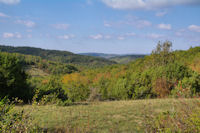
[0,45,116,67]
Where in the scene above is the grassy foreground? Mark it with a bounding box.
[15,98,200,132]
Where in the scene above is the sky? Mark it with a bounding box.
[0,0,200,54]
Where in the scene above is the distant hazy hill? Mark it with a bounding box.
[79,53,118,59]
[110,54,146,64]
[80,52,146,64]
[0,45,116,67]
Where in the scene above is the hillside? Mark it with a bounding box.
[0,51,78,76]
[0,45,116,67]
[110,54,146,64]
[15,98,200,132]
[61,44,200,102]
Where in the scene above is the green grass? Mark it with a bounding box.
[15,98,200,132]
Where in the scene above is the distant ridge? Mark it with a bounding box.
[79,53,119,59]
[80,52,146,64]
[0,45,116,67]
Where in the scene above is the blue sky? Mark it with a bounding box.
[0,0,200,54]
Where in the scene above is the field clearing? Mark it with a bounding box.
[15,98,200,132]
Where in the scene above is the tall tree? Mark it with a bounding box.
[0,53,32,102]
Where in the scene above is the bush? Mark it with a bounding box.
[32,76,68,104]
[0,97,37,132]
[147,100,200,132]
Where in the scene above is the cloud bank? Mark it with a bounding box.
[102,0,200,10]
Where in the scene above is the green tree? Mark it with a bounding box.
[0,53,32,102]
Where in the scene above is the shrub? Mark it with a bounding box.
[0,97,37,132]
[32,76,68,104]
[147,100,200,132]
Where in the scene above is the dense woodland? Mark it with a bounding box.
[0,41,200,104]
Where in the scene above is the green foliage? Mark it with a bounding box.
[148,100,200,132]
[0,52,32,102]
[63,82,90,102]
[33,76,67,105]
[110,54,145,64]
[61,41,200,101]
[171,72,200,98]
[0,97,37,132]
[0,45,116,68]
[1,42,200,103]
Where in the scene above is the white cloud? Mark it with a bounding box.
[125,15,152,28]
[125,32,136,36]
[3,32,22,38]
[147,33,164,39]
[157,23,171,30]
[89,34,103,40]
[52,24,69,30]
[16,20,35,28]
[0,12,9,18]
[89,33,137,40]
[188,25,200,32]
[155,11,167,17]
[3,33,14,38]
[105,16,151,29]
[118,36,125,40]
[58,34,74,40]
[104,22,112,27]
[0,0,20,5]
[102,0,200,10]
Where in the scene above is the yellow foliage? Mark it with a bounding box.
[62,73,89,85]
[42,79,49,84]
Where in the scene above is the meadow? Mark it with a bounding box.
[15,98,200,132]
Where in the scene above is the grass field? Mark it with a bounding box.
[15,98,200,132]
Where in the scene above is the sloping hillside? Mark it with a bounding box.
[0,45,116,67]
[110,54,146,64]
[61,45,200,101]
